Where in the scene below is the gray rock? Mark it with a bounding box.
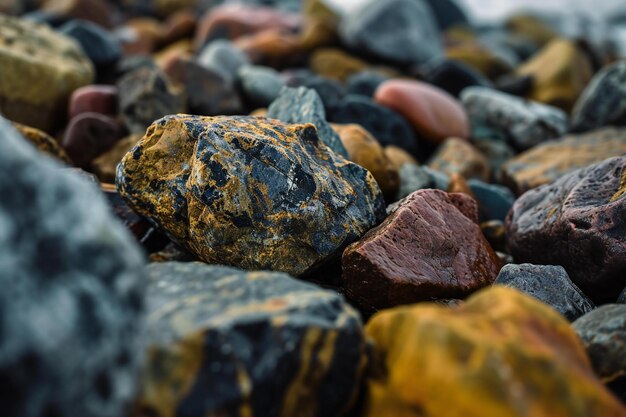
[496,264,595,321]
[339,0,443,66]
[473,139,515,182]
[0,116,145,417]
[237,65,285,108]
[197,39,250,83]
[346,71,390,98]
[619,286,626,303]
[137,262,367,417]
[468,179,515,222]
[396,164,449,201]
[462,87,569,150]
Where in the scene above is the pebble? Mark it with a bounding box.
[13,122,72,164]
[420,58,492,98]
[309,47,373,82]
[197,39,250,83]
[237,64,285,108]
[345,70,389,98]
[396,164,450,200]
[480,219,507,253]
[91,135,141,183]
[422,0,469,31]
[384,145,418,172]
[427,137,490,181]
[467,179,516,222]
[283,69,346,110]
[61,113,124,169]
[69,85,118,119]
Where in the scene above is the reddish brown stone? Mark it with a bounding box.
[235,28,306,68]
[61,113,124,169]
[68,85,118,119]
[162,10,197,45]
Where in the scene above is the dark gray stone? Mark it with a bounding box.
[60,20,122,73]
[237,65,285,108]
[420,58,492,98]
[468,179,515,222]
[197,39,250,84]
[473,139,515,182]
[619,287,626,303]
[422,0,469,31]
[346,71,389,98]
[395,164,449,201]
[283,70,346,110]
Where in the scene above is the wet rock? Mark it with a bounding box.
[506,156,626,303]
[0,116,145,417]
[13,122,72,164]
[197,39,250,83]
[346,70,389,98]
[468,179,515,222]
[92,135,141,183]
[502,128,626,195]
[237,65,285,108]
[396,164,450,200]
[496,264,595,321]
[480,220,506,253]
[420,58,492,98]
[461,87,569,150]
[61,113,124,169]
[343,189,499,311]
[69,85,118,119]
[427,137,489,181]
[117,115,385,276]
[384,146,418,172]
[137,262,367,417]
[362,286,626,417]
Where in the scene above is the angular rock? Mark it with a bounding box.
[237,64,285,108]
[506,156,626,303]
[117,115,385,276]
[0,116,145,417]
[362,286,626,417]
[61,113,124,169]
[427,137,489,181]
[13,122,72,164]
[468,179,515,222]
[197,39,250,83]
[69,85,118,119]
[137,262,367,417]
[343,189,499,311]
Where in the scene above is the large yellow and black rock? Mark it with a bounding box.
[135,262,367,417]
[117,115,386,276]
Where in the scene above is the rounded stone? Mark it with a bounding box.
[92,135,141,183]
[384,146,418,172]
[346,71,390,98]
[61,113,124,169]
[197,39,250,83]
[13,122,72,164]
[420,58,492,98]
[427,137,489,181]
[69,85,118,119]
[237,64,285,108]
[59,20,122,74]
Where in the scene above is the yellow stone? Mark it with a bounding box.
[383,146,418,171]
[13,122,72,164]
[506,14,558,47]
[92,135,141,183]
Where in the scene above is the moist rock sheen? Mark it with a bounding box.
[506,156,626,303]
[496,264,595,321]
[342,189,499,311]
[117,115,385,276]
[0,116,145,417]
[137,262,367,417]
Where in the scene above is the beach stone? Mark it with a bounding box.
[447,172,475,197]
[461,87,569,150]
[0,116,145,417]
[384,146,418,171]
[506,156,626,303]
[420,58,492,98]
[41,0,112,28]
[92,135,141,183]
[234,27,306,69]
[69,85,118,119]
[343,189,499,311]
[362,286,626,417]
[396,164,450,200]
[446,42,514,81]
[375,79,470,144]
[468,179,515,222]
[496,264,595,321]
[137,262,367,417]
[339,0,442,66]
[501,128,626,195]
[13,122,72,164]
[117,115,385,276]
[237,65,285,108]
[161,10,197,45]
[117,66,185,134]
[0,14,94,132]
[474,140,515,181]
[572,60,626,133]
[333,123,399,200]
[267,86,348,158]
[422,0,469,31]
[480,220,506,253]
[309,48,372,82]
[427,137,489,181]
[197,39,250,83]
[61,113,124,169]
[346,71,389,98]
[283,70,346,110]
[506,13,558,47]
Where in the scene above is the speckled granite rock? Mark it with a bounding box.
[117,115,385,276]
[12,122,72,163]
[0,116,145,417]
[136,262,367,417]
[427,137,489,181]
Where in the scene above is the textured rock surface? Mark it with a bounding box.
[502,128,626,195]
[137,262,367,417]
[506,156,626,303]
[343,189,499,311]
[496,264,595,321]
[117,115,385,276]
[362,286,626,417]
[0,116,145,417]
[428,137,490,181]
[13,122,72,163]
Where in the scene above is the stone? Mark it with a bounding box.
[61,113,124,169]
[462,87,569,150]
[0,116,145,417]
[137,262,367,417]
[41,0,112,28]
[506,156,626,303]
[161,10,197,45]
[237,65,285,108]
[283,70,346,110]
[117,66,185,135]
[114,19,160,56]
[197,39,250,83]
[506,13,559,47]
[0,14,94,133]
[309,48,371,82]
[13,122,72,164]
[384,146,418,172]
[117,115,385,276]
[480,219,506,253]
[572,61,626,133]
[69,85,118,119]
[502,128,626,195]
[339,0,442,66]
[473,139,515,182]
[342,189,499,311]
[375,79,470,145]
[396,164,450,200]
[92,135,141,183]
[422,0,469,31]
[328,95,418,156]
[267,86,348,157]
[496,264,595,321]
[446,43,514,81]
[234,28,306,69]
[346,71,390,98]
[420,58,492,98]
[333,123,400,200]
[362,286,626,417]
[468,179,515,222]
[517,39,594,112]
[447,172,474,197]
[574,305,626,401]
[427,137,489,181]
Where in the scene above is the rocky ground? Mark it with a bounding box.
[1,0,626,416]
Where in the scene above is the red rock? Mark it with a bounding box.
[342,189,499,311]
[374,79,470,144]
[61,113,124,169]
[68,85,118,119]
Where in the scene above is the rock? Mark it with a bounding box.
[234,27,306,69]
[61,113,124,169]
[137,262,367,417]
[506,13,559,47]
[473,139,515,181]
[446,42,514,80]
[328,95,418,156]
[396,164,450,200]
[420,58,492,98]
[41,0,112,28]
[375,79,470,145]
[342,189,499,311]
[422,0,469,31]
[427,137,489,181]
[237,65,285,108]
[333,123,400,200]
[517,39,594,112]
[117,115,385,276]
[197,39,250,84]
[340,0,442,66]
[69,85,118,119]
[0,14,94,133]
[283,70,346,110]
[0,116,145,417]
[384,146,418,172]
[161,10,197,45]
[574,305,626,401]
[502,128,626,195]
[496,264,595,321]
[346,70,390,98]
[572,61,626,133]
[480,219,506,253]
[461,87,569,150]
[362,286,626,417]
[92,135,141,183]
[506,156,626,303]
[467,179,515,222]
[13,122,72,164]
[117,66,185,134]
[447,172,475,197]
[267,86,348,157]
[309,47,371,82]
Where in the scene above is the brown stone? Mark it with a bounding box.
[447,173,474,197]
[41,0,112,28]
[384,146,418,171]
[92,135,141,183]
[161,10,197,45]
[61,113,124,169]
[428,137,490,180]
[68,85,118,119]
[234,28,306,68]
[117,19,162,56]
[309,48,396,82]
[446,43,514,80]
[506,13,558,47]
[13,123,72,164]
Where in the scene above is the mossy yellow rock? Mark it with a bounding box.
[363,286,626,417]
